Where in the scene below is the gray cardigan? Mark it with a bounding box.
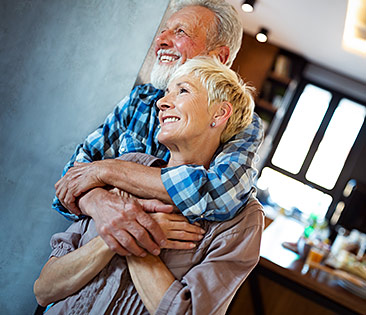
[46,153,264,315]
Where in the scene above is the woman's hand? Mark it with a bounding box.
[150,213,205,250]
[55,161,106,213]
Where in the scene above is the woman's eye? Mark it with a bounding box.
[179,87,188,94]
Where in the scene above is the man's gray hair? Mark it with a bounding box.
[170,0,243,67]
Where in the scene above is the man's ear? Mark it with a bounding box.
[208,46,230,64]
[212,101,233,127]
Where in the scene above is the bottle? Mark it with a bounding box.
[303,213,318,239]
[331,227,348,256]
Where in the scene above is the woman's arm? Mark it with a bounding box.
[127,203,264,315]
[34,236,115,307]
[127,254,175,314]
[34,212,204,307]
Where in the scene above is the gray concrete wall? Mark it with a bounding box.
[0,0,169,313]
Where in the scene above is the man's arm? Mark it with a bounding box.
[52,84,167,220]
[52,95,131,219]
[161,113,263,222]
[57,114,263,223]
[52,85,172,256]
[55,159,172,213]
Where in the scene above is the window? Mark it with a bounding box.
[271,85,331,174]
[306,99,366,189]
[257,168,333,217]
[258,82,366,220]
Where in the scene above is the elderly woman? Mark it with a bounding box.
[34,57,264,314]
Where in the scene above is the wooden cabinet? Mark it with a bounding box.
[232,34,307,132]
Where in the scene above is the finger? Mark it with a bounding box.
[150,213,190,223]
[139,199,173,213]
[64,191,76,210]
[164,240,196,250]
[67,200,82,215]
[101,234,130,256]
[168,221,206,234]
[73,198,82,216]
[70,205,82,216]
[113,229,147,257]
[60,182,81,213]
[168,230,204,242]
[127,220,162,256]
[154,204,174,213]
[136,212,167,249]
[55,176,65,197]
[55,174,76,206]
[161,213,189,222]
[63,179,88,210]
[55,182,67,207]
[54,178,61,190]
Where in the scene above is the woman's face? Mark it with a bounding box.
[156,74,214,148]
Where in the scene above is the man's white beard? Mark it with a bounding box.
[150,60,182,90]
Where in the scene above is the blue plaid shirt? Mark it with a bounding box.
[53,84,263,222]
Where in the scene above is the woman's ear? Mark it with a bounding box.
[212,101,232,127]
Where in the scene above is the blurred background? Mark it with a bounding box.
[226,1,366,314]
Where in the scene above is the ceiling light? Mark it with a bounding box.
[241,0,256,13]
[256,28,268,43]
[343,0,366,56]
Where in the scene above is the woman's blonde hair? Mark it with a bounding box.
[169,56,255,143]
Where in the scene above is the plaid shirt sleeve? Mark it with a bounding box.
[51,95,131,220]
[51,85,159,220]
[161,113,264,223]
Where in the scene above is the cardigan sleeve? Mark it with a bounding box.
[155,208,264,315]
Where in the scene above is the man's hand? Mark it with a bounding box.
[150,213,205,250]
[79,188,173,257]
[55,162,105,214]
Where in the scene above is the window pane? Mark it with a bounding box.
[271,85,331,173]
[306,99,366,189]
[257,167,332,218]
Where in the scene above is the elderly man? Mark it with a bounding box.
[54,0,263,257]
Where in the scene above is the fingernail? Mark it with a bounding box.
[140,252,147,257]
[189,243,196,248]
[198,234,203,239]
[160,240,167,246]
[200,229,206,234]
[153,249,160,256]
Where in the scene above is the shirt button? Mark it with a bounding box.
[121,148,125,152]
[200,215,204,218]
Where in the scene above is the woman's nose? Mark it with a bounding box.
[157,95,174,111]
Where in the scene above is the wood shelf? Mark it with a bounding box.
[267,72,292,85]
[232,33,307,128]
[256,98,277,114]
